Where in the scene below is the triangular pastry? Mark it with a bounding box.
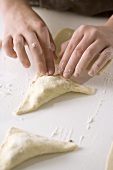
[15,75,95,115]
[0,127,77,170]
[105,143,113,170]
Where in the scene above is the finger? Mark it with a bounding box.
[63,34,95,78]
[43,48,55,76]
[48,31,56,51]
[45,50,55,75]
[49,32,57,61]
[58,29,84,74]
[88,47,113,76]
[36,27,55,75]
[58,41,69,59]
[13,35,30,68]
[74,39,106,77]
[24,32,47,75]
[2,35,17,58]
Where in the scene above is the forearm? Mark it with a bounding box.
[0,0,30,17]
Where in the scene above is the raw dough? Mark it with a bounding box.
[54,28,74,55]
[54,28,112,73]
[0,127,77,170]
[105,143,113,170]
[15,75,95,115]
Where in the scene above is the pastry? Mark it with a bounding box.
[0,127,77,170]
[15,75,95,115]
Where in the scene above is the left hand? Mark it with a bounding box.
[58,24,113,78]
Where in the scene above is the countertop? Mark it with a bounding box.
[0,7,113,170]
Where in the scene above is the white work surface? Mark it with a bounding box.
[0,7,113,170]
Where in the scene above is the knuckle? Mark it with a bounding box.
[95,62,101,69]
[25,25,32,32]
[14,40,21,47]
[102,51,111,60]
[68,43,75,51]
[26,32,35,41]
[76,65,83,72]
[75,47,83,56]
[91,28,99,37]
[2,37,10,49]
[14,38,22,47]
[86,48,95,57]
[37,21,46,30]
[38,50,44,56]
[79,25,88,31]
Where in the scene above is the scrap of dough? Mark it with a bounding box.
[15,75,95,115]
[54,28,112,73]
[54,28,74,55]
[0,127,77,170]
[105,143,113,170]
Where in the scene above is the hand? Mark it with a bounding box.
[58,24,113,78]
[2,1,56,75]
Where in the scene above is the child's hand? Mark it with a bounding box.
[2,1,56,75]
[58,24,113,78]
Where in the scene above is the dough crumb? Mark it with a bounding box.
[87,116,94,124]
[79,136,85,145]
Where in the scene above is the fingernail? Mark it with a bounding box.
[13,56,17,59]
[40,71,47,76]
[58,68,63,74]
[24,62,30,68]
[48,70,54,76]
[88,71,94,76]
[63,73,70,79]
[74,72,79,78]
[10,55,17,59]
[24,65,30,68]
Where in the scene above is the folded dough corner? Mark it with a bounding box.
[15,75,95,115]
[0,127,77,170]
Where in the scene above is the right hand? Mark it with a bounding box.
[2,0,56,75]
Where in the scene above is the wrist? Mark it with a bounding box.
[105,15,113,29]
[0,0,30,17]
